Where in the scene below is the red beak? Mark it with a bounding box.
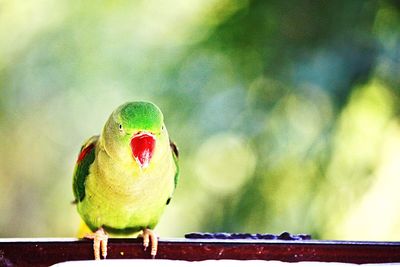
[130,132,156,168]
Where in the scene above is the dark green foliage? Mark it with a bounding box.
[1,0,400,238]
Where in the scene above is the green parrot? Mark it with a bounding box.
[72,101,179,260]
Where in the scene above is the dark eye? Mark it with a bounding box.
[119,124,123,132]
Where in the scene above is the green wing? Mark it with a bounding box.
[72,136,98,203]
[170,140,179,189]
[166,140,179,205]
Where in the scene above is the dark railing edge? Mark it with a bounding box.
[1,238,400,266]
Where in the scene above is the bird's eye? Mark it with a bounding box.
[119,124,123,132]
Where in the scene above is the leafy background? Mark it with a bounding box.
[1,0,400,240]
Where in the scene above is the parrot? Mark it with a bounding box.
[72,101,179,260]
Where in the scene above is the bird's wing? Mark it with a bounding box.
[166,139,179,205]
[72,135,99,203]
[170,139,179,189]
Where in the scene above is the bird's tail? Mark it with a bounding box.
[77,219,141,238]
[77,219,92,238]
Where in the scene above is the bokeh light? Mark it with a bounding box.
[1,0,400,241]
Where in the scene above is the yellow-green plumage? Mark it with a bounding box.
[73,101,178,236]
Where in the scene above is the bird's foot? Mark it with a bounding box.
[140,228,158,258]
[84,227,108,260]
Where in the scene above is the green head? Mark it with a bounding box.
[118,101,164,134]
[102,101,165,168]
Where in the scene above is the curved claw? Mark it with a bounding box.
[84,228,108,260]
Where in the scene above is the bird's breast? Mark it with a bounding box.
[80,139,176,230]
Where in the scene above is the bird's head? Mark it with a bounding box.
[102,101,164,169]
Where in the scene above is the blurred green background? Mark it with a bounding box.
[1,0,400,241]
